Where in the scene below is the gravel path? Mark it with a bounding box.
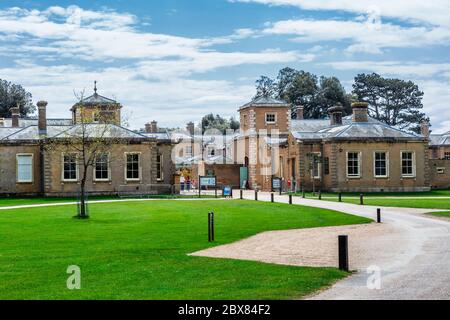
[197,190,450,300]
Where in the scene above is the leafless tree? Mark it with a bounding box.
[45,91,123,218]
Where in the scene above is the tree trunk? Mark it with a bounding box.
[79,180,88,218]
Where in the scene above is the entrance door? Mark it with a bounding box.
[291,158,296,191]
[240,167,248,189]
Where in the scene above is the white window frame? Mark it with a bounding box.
[346,151,361,179]
[124,152,141,182]
[61,152,79,182]
[156,153,164,181]
[436,167,445,174]
[373,151,389,178]
[311,152,321,179]
[93,153,111,182]
[16,153,34,183]
[265,112,277,124]
[185,145,193,157]
[401,150,416,178]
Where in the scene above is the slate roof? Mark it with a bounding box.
[430,132,450,146]
[292,121,425,142]
[79,93,117,105]
[239,96,291,110]
[0,118,73,127]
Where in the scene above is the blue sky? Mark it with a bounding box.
[0,0,449,132]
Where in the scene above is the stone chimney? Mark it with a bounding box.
[145,121,158,133]
[421,120,430,138]
[11,106,20,127]
[328,104,344,126]
[296,106,304,120]
[187,121,195,136]
[351,102,369,123]
[37,101,48,135]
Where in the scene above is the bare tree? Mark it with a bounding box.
[45,91,123,218]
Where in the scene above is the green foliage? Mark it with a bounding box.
[352,73,427,133]
[255,68,351,119]
[0,200,369,299]
[200,113,240,133]
[0,79,36,118]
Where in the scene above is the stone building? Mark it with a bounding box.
[192,96,448,192]
[428,131,450,189]
[0,86,174,196]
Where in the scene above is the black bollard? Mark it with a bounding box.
[208,212,215,242]
[318,190,322,200]
[338,192,342,202]
[271,193,274,203]
[240,189,243,199]
[338,235,349,271]
[302,188,305,199]
[255,190,258,201]
[360,194,364,205]
[289,194,292,204]
[377,208,381,223]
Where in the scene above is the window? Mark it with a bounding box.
[62,153,78,181]
[95,153,109,181]
[265,113,276,124]
[243,114,248,126]
[126,153,140,181]
[374,152,388,177]
[437,167,445,174]
[207,147,215,157]
[347,152,361,178]
[17,154,33,183]
[311,153,321,179]
[279,156,284,177]
[324,157,330,175]
[185,146,193,157]
[445,152,450,160]
[156,153,164,181]
[401,151,415,177]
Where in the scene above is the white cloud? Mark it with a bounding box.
[263,18,450,54]
[230,0,450,27]
[323,61,450,78]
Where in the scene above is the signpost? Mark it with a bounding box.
[272,177,282,195]
[199,176,217,198]
[223,186,232,198]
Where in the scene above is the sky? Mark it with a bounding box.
[0,0,449,133]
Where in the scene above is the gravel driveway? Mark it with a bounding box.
[198,191,450,300]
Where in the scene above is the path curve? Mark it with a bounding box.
[233,191,450,300]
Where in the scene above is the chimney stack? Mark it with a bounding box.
[11,105,20,127]
[351,102,369,123]
[296,106,304,120]
[328,104,344,126]
[421,120,430,138]
[145,121,158,133]
[37,101,48,135]
[187,121,195,136]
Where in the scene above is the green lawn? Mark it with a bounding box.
[292,190,450,210]
[0,200,370,300]
[429,211,450,218]
[0,194,219,208]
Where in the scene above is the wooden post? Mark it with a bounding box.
[360,194,364,205]
[302,187,305,199]
[318,190,322,200]
[240,189,243,199]
[377,208,381,223]
[198,175,201,198]
[255,190,258,201]
[271,193,274,203]
[338,192,342,202]
[338,235,349,271]
[289,194,292,204]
